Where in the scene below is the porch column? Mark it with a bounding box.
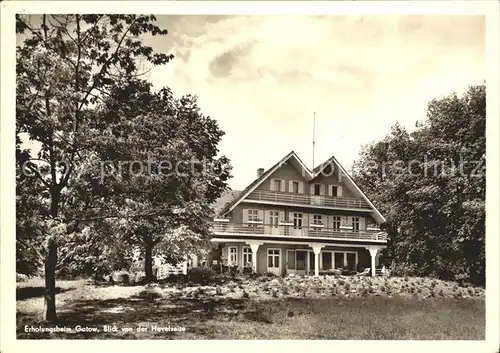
[247,241,263,274]
[311,245,323,277]
[367,247,380,277]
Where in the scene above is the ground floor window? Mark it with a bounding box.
[228,246,237,265]
[321,251,332,270]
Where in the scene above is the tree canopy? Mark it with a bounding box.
[352,84,486,286]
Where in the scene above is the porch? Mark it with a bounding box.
[210,239,385,277]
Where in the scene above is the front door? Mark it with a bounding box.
[267,249,281,276]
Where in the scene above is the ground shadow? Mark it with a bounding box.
[16,286,74,301]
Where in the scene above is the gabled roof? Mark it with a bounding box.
[312,155,386,223]
[218,151,312,216]
[216,150,386,224]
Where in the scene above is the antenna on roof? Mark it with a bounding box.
[312,111,316,171]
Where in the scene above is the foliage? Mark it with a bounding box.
[352,84,486,286]
[15,14,231,321]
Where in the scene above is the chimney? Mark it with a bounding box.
[257,168,264,177]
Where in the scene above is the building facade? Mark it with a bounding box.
[209,151,387,277]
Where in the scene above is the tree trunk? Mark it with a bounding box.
[144,243,155,282]
[44,189,60,322]
[44,236,58,322]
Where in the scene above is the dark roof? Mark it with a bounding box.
[212,189,242,216]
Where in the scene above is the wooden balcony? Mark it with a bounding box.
[210,222,387,242]
[245,190,371,210]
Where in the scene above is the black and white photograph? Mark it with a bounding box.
[1,0,499,349]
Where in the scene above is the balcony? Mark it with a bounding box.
[210,222,387,242]
[245,190,371,210]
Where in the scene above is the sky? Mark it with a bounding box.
[139,15,485,190]
[15,14,486,191]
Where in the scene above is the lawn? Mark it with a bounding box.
[16,276,485,340]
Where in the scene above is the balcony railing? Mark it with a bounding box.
[210,222,387,242]
[245,190,371,210]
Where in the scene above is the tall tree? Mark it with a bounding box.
[16,14,174,322]
[352,84,485,285]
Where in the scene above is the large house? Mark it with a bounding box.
[208,151,387,277]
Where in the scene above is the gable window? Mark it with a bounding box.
[331,185,338,197]
[313,214,323,225]
[313,184,321,196]
[292,181,300,193]
[332,216,341,230]
[274,179,282,192]
[242,247,253,267]
[228,246,238,264]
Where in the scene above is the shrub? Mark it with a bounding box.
[16,273,28,282]
[112,270,130,284]
[187,267,217,285]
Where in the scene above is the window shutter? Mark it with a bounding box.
[338,186,343,197]
[288,180,293,192]
[280,180,286,192]
[279,211,285,222]
[298,182,304,194]
[242,209,248,223]
[359,217,365,230]
[288,211,295,222]
[327,215,333,228]
[257,210,264,222]
[328,185,333,196]
[270,179,275,191]
[320,184,325,196]
[309,184,314,195]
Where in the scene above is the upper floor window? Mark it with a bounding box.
[274,179,282,192]
[332,216,341,230]
[292,181,300,193]
[248,209,260,222]
[331,185,339,197]
[313,214,323,225]
[313,184,321,196]
[352,217,360,231]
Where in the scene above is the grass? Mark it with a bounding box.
[16,277,485,340]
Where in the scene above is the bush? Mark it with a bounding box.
[112,270,130,284]
[16,273,28,282]
[186,267,216,285]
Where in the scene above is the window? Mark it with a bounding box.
[314,184,321,196]
[274,179,282,192]
[287,250,296,270]
[292,181,300,193]
[334,252,344,269]
[248,209,260,222]
[242,247,252,267]
[269,211,279,227]
[331,185,338,197]
[313,214,323,225]
[228,247,237,264]
[293,213,303,229]
[352,217,360,231]
[322,252,332,270]
[332,216,341,230]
